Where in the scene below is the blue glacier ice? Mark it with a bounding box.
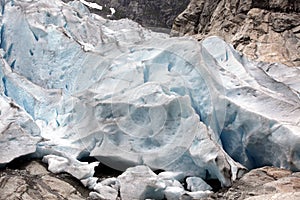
[0,56,41,165]
[0,0,300,194]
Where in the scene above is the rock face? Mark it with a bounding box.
[171,0,300,67]
[0,161,88,200]
[207,166,300,200]
[63,0,190,30]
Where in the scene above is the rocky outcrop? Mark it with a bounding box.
[171,0,300,67]
[207,166,300,200]
[0,161,88,200]
[63,0,190,30]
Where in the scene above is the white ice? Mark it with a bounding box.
[0,0,299,194]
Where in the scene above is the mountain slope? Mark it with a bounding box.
[171,0,300,67]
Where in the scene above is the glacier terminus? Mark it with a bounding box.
[0,0,299,199]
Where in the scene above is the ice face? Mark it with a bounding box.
[0,94,41,165]
[0,56,41,165]
[202,37,300,170]
[0,0,299,189]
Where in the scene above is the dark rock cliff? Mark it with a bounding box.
[64,0,190,30]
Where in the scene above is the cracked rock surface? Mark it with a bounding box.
[206,166,300,200]
[171,0,300,67]
[0,161,88,200]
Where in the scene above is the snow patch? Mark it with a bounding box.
[79,0,102,10]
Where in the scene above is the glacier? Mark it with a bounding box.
[0,0,300,196]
